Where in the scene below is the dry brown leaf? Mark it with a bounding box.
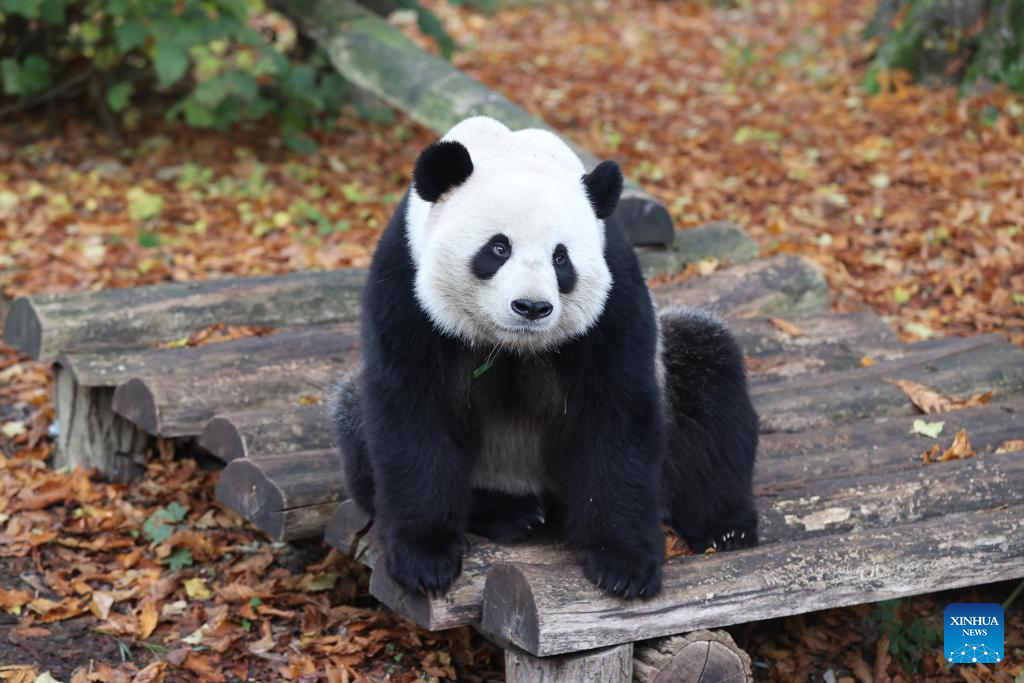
[996,439,1024,454]
[91,591,115,620]
[874,634,892,682]
[938,429,976,462]
[138,600,159,639]
[768,317,806,337]
[858,355,876,368]
[0,587,34,612]
[842,651,873,683]
[0,665,37,683]
[885,378,994,414]
[131,662,166,683]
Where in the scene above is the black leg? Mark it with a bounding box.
[468,489,546,542]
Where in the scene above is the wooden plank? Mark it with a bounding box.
[478,504,1024,657]
[111,357,353,437]
[3,269,365,363]
[60,324,357,388]
[198,405,334,462]
[653,255,830,318]
[505,643,633,683]
[214,451,347,540]
[753,333,1024,432]
[757,398,1024,485]
[277,0,674,246]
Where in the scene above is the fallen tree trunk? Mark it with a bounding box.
[275,0,675,246]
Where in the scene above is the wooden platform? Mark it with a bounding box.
[4,225,1023,681]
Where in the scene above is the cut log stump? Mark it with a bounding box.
[504,643,633,683]
[634,630,752,683]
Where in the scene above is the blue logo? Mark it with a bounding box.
[944,603,1003,663]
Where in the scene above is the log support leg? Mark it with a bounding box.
[53,365,150,481]
[504,643,633,683]
[634,629,752,683]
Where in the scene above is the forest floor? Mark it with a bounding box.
[1,0,1023,680]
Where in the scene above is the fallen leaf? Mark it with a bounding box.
[91,592,115,620]
[184,577,212,601]
[858,355,875,368]
[911,419,944,439]
[938,429,976,462]
[768,317,806,337]
[886,378,993,414]
[138,600,159,639]
[996,439,1024,454]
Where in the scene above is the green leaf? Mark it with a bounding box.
[2,0,42,19]
[0,59,20,96]
[249,596,262,608]
[137,231,160,248]
[298,571,337,592]
[163,501,188,522]
[473,357,495,378]
[127,187,164,222]
[892,286,911,304]
[154,41,189,86]
[116,20,148,51]
[143,514,174,544]
[240,618,252,632]
[163,547,194,571]
[911,419,944,439]
[16,55,52,95]
[106,81,134,112]
[40,0,65,23]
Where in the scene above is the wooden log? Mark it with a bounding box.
[752,333,1024,432]
[505,643,633,683]
[3,269,365,363]
[653,255,831,318]
[52,365,150,480]
[214,450,347,540]
[276,0,675,246]
[198,405,333,461]
[759,451,1024,543]
[757,398,1024,485]
[633,630,752,683]
[323,499,373,556]
[59,324,356,389]
[479,504,1024,657]
[637,222,758,278]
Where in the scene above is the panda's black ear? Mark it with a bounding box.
[413,140,474,203]
[582,160,623,219]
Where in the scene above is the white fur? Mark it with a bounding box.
[407,117,612,353]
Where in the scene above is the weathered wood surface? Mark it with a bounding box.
[214,451,349,540]
[2,270,364,364]
[52,366,149,480]
[111,356,355,438]
[653,255,830,317]
[752,333,1024,432]
[633,631,752,683]
[275,0,675,246]
[198,405,333,461]
[757,399,1023,484]
[504,643,633,683]
[479,504,1024,657]
[59,324,357,388]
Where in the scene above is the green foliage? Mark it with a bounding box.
[142,501,188,544]
[0,0,349,150]
[865,0,1024,95]
[872,598,941,674]
[163,547,195,570]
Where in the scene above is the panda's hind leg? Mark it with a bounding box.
[327,373,375,515]
[660,308,759,553]
[468,489,546,543]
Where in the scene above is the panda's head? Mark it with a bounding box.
[406,118,621,353]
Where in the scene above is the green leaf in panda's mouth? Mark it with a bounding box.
[473,357,495,379]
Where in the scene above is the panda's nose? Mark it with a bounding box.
[512,299,553,320]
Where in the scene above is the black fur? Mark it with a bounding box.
[553,244,576,293]
[582,160,624,219]
[471,234,511,280]
[413,140,474,202]
[328,159,758,600]
[660,309,759,553]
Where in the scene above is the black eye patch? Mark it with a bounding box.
[553,243,577,294]
[471,233,511,280]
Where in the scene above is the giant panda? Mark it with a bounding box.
[329,116,758,599]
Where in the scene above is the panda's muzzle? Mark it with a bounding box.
[511,298,553,321]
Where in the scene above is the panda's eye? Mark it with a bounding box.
[492,242,510,258]
[553,253,567,266]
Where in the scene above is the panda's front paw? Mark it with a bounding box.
[384,534,463,596]
[583,546,663,599]
[685,520,758,553]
